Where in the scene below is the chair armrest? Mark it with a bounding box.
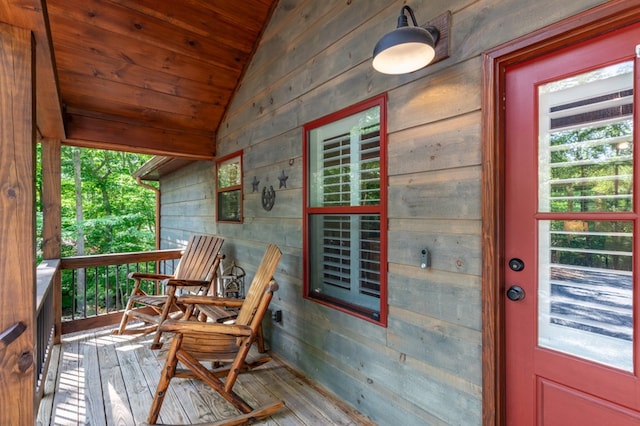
[159,319,252,337]
[176,295,244,308]
[127,272,174,281]
[162,278,211,288]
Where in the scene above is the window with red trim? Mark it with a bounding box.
[216,151,243,223]
[303,95,387,325]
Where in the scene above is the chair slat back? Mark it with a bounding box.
[234,244,282,327]
[173,235,224,282]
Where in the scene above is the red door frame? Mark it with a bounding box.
[481,1,640,425]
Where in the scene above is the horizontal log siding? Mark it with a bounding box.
[159,160,218,247]
[159,0,608,423]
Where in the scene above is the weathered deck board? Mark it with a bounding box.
[115,334,160,424]
[51,336,82,424]
[36,343,61,426]
[255,366,365,426]
[37,327,375,425]
[83,334,107,426]
[94,333,135,425]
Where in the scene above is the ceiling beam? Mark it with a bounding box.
[63,113,215,159]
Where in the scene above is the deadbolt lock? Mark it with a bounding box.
[509,258,525,272]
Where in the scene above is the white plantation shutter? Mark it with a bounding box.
[320,126,380,206]
[313,126,381,309]
[317,215,381,301]
[321,132,352,206]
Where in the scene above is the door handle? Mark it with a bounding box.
[507,285,526,301]
[0,322,26,349]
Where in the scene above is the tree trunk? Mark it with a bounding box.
[73,147,85,315]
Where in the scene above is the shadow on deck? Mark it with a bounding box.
[36,327,375,425]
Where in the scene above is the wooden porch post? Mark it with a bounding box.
[0,23,36,425]
[42,138,62,343]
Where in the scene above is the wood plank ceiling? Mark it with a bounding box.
[1,0,277,159]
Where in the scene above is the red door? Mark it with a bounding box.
[505,23,640,425]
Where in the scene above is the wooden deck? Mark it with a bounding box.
[36,327,375,425]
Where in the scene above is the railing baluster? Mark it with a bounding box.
[92,267,97,317]
[114,264,120,311]
[125,263,130,307]
[103,265,109,313]
[71,269,76,320]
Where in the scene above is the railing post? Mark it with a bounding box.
[41,138,62,344]
[0,22,36,426]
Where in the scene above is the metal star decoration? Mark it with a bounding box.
[251,176,260,192]
[278,170,288,189]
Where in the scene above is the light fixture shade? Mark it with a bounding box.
[372,26,437,75]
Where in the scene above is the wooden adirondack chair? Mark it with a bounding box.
[146,243,284,425]
[115,235,224,349]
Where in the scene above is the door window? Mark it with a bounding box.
[537,61,634,371]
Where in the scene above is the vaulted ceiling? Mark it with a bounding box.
[1,0,277,159]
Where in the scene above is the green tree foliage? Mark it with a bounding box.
[59,147,156,256]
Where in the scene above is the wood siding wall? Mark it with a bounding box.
[159,0,607,423]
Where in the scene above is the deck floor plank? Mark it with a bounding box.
[51,336,82,424]
[114,333,163,424]
[95,333,135,425]
[253,366,348,425]
[179,374,239,422]
[232,368,299,426]
[38,327,375,425]
[83,331,107,426]
[36,342,61,425]
[263,366,364,425]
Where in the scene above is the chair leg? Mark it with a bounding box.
[115,293,138,335]
[150,286,177,349]
[147,333,182,424]
[256,323,265,353]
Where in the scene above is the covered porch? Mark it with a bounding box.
[36,327,374,425]
[5,0,640,425]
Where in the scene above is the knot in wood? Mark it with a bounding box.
[18,351,33,373]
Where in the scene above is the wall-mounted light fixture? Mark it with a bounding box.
[372,6,450,75]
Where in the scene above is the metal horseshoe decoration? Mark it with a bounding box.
[262,185,276,211]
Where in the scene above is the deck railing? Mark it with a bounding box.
[58,249,184,334]
[36,259,60,400]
